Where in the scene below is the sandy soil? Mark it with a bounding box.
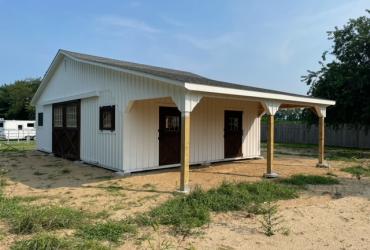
[0,150,369,249]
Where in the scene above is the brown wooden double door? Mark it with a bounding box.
[159,107,181,165]
[52,100,80,160]
[224,110,243,158]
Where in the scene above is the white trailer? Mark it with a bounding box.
[0,119,36,140]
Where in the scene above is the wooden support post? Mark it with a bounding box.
[264,114,278,178]
[319,116,324,164]
[180,111,190,193]
[316,116,329,167]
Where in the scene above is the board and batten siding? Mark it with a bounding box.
[35,104,52,152]
[80,96,122,170]
[35,56,186,171]
[123,97,261,172]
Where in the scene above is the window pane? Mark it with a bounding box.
[102,110,112,129]
[54,106,63,127]
[228,117,239,131]
[18,125,23,130]
[165,116,180,132]
[27,123,34,127]
[99,106,115,131]
[66,105,77,128]
[38,113,43,126]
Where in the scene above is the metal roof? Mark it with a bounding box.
[60,49,326,100]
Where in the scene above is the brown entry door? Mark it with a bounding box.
[52,100,80,160]
[224,110,243,158]
[159,107,181,165]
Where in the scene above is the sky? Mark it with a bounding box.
[0,0,368,94]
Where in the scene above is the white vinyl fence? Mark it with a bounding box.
[261,123,370,149]
[0,129,36,141]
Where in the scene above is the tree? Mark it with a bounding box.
[302,10,370,126]
[0,78,41,120]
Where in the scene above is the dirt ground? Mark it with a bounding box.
[0,149,370,249]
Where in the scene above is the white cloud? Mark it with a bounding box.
[98,15,160,33]
[176,32,244,51]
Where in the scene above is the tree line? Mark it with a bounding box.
[0,78,41,120]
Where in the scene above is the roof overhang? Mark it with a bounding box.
[32,49,335,109]
[31,50,184,106]
[184,82,335,107]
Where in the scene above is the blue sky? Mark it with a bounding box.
[0,0,368,94]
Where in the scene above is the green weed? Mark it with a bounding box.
[138,181,297,234]
[280,174,339,186]
[0,195,87,234]
[76,220,137,243]
[11,233,110,250]
[341,166,370,179]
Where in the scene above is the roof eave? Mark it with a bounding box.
[31,50,65,106]
[184,82,336,107]
[31,50,186,106]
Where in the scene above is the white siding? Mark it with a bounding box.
[35,57,185,171]
[35,56,261,172]
[191,97,261,163]
[35,104,52,152]
[123,97,261,172]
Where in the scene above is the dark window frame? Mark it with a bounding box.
[99,105,115,131]
[38,113,43,126]
[27,123,34,128]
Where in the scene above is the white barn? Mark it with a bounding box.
[31,50,335,192]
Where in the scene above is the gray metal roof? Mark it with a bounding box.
[60,49,322,100]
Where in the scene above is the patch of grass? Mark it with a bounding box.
[60,168,71,174]
[95,210,111,219]
[263,142,370,161]
[105,185,124,192]
[11,233,67,250]
[97,185,125,196]
[33,170,47,176]
[11,233,110,250]
[142,183,157,191]
[280,174,339,186]
[0,195,87,234]
[11,205,87,234]
[341,166,370,179]
[14,195,48,202]
[0,169,8,187]
[0,141,36,152]
[76,220,137,243]
[47,174,57,180]
[326,172,337,177]
[138,181,297,234]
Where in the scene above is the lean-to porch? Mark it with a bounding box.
[124,93,330,193]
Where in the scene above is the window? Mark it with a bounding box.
[165,115,180,132]
[38,113,43,126]
[66,104,77,128]
[53,106,63,127]
[228,117,240,132]
[27,123,34,128]
[18,125,23,130]
[0,122,3,128]
[99,106,115,131]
